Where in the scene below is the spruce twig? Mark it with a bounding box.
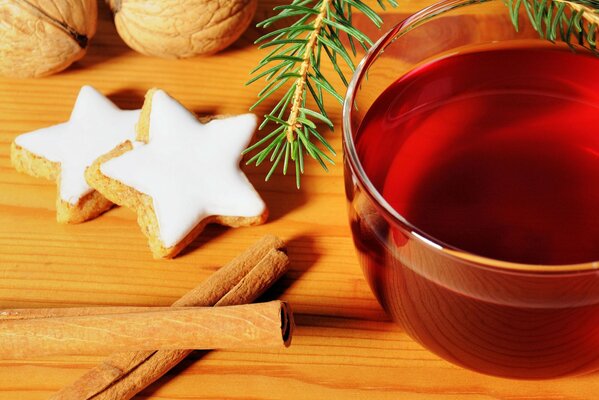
[507,0,598,50]
[245,0,397,188]
[247,0,598,188]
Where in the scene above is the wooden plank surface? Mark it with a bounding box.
[0,1,597,399]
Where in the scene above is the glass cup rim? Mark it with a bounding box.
[342,0,599,273]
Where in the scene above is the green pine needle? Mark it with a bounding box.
[247,0,599,189]
[506,0,598,50]
[245,0,396,188]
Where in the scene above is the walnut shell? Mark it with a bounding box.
[108,0,258,58]
[0,0,97,78]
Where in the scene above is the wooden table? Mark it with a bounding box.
[0,2,596,399]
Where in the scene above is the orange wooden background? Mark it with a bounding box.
[0,1,597,399]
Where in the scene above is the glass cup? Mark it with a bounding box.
[342,0,599,379]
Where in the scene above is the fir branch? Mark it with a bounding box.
[286,0,330,143]
[247,0,599,188]
[506,0,599,51]
[246,0,396,188]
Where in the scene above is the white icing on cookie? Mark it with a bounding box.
[100,90,266,248]
[15,86,140,205]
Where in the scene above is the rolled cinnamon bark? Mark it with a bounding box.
[52,235,290,400]
[0,306,169,320]
[0,301,293,358]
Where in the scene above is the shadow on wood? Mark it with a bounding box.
[138,234,315,398]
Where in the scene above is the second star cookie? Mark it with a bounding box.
[85,89,268,258]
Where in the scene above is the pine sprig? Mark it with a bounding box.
[506,0,599,51]
[245,0,397,188]
[247,0,599,188]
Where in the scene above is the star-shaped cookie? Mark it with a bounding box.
[11,86,140,223]
[85,89,268,258]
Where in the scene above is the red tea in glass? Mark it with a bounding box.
[344,19,599,377]
[356,45,599,266]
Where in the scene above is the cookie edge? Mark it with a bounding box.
[85,144,268,259]
[11,141,114,224]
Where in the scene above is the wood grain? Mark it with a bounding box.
[0,1,598,399]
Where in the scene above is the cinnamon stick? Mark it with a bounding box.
[0,302,292,358]
[51,235,289,400]
[0,306,168,320]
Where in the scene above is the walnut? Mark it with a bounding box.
[107,0,258,58]
[0,0,97,78]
